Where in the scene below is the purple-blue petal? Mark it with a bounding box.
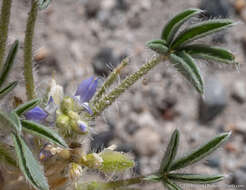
[81,102,93,115]
[48,96,54,105]
[78,121,88,133]
[24,106,48,122]
[75,77,98,103]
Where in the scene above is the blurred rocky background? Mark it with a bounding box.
[5,0,246,189]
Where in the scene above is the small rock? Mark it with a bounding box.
[234,0,246,13]
[125,119,140,135]
[139,0,152,11]
[204,156,221,168]
[137,112,158,128]
[198,76,227,124]
[234,121,246,136]
[84,0,101,18]
[131,92,144,113]
[231,81,246,103]
[92,47,117,76]
[127,12,141,29]
[132,128,161,156]
[34,47,50,62]
[231,169,246,187]
[225,142,239,153]
[200,0,231,18]
[101,0,116,11]
[116,0,129,11]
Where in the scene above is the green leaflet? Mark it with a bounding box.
[180,44,237,64]
[171,19,234,49]
[167,173,224,184]
[146,39,169,54]
[0,111,19,132]
[11,133,49,190]
[14,98,40,116]
[143,174,162,182]
[21,120,68,148]
[170,132,231,171]
[160,129,179,173]
[0,81,17,99]
[169,52,203,94]
[0,142,17,167]
[38,0,51,10]
[161,8,202,44]
[162,179,182,190]
[0,40,19,87]
[10,111,22,133]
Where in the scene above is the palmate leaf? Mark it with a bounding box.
[171,19,234,49]
[146,39,169,54]
[167,173,224,184]
[161,8,202,44]
[14,98,40,116]
[160,129,179,173]
[169,132,231,171]
[180,44,237,65]
[169,52,203,94]
[12,133,49,190]
[0,40,19,87]
[0,81,18,99]
[162,179,182,190]
[21,120,68,148]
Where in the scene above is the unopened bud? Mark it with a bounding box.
[69,163,83,179]
[61,97,75,114]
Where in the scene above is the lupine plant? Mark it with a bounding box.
[0,1,238,190]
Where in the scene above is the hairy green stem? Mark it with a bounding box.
[24,0,38,100]
[76,175,155,190]
[91,55,166,117]
[91,58,129,105]
[0,0,12,69]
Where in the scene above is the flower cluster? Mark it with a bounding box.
[24,77,98,137]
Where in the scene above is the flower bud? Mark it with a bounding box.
[61,97,75,114]
[48,78,64,105]
[57,149,71,160]
[99,150,134,173]
[56,113,71,136]
[69,163,83,179]
[80,153,103,169]
[67,110,79,120]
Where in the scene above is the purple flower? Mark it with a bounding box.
[75,77,98,103]
[24,106,48,122]
[77,120,88,134]
[74,77,98,114]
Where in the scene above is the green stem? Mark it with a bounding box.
[76,175,156,190]
[102,176,144,188]
[24,0,38,100]
[91,55,166,117]
[0,0,12,69]
[91,58,129,105]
